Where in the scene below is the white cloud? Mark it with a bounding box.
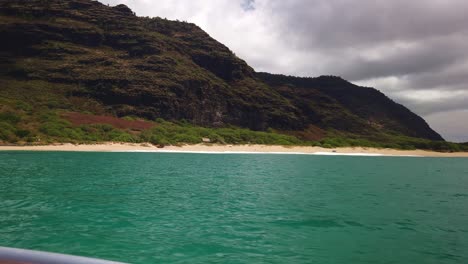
[425,110,468,142]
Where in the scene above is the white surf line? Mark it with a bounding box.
[312,152,422,157]
[118,150,311,155]
[312,152,384,156]
[114,149,423,157]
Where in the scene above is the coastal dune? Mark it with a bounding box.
[1,143,467,157]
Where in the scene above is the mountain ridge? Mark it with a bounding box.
[0,0,445,146]
[256,72,443,140]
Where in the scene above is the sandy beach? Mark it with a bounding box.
[0,143,467,157]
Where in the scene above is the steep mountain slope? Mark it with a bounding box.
[0,0,302,131]
[0,0,443,143]
[257,73,443,140]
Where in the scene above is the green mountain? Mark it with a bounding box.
[1,0,461,151]
[257,73,442,140]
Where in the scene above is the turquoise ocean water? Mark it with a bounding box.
[0,152,467,263]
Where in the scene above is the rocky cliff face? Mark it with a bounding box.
[0,0,443,141]
[257,73,443,141]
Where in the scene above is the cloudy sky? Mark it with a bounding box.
[100,0,468,142]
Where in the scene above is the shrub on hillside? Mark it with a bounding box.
[0,122,16,141]
[0,112,21,124]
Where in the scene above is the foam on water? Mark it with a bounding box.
[116,149,421,157]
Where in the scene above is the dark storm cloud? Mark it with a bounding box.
[334,37,467,81]
[241,0,255,11]
[408,69,468,91]
[99,0,468,141]
[269,0,468,49]
[397,94,468,116]
[265,0,468,141]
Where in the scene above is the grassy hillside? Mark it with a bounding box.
[0,0,464,151]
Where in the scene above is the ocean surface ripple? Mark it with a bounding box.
[1,152,467,263]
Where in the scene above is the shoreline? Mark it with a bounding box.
[0,143,467,157]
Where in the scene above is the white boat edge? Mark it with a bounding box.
[0,246,127,264]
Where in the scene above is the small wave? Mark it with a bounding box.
[274,218,343,228]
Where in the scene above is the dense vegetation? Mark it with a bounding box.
[1,109,466,152]
[0,0,465,152]
[1,97,466,151]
